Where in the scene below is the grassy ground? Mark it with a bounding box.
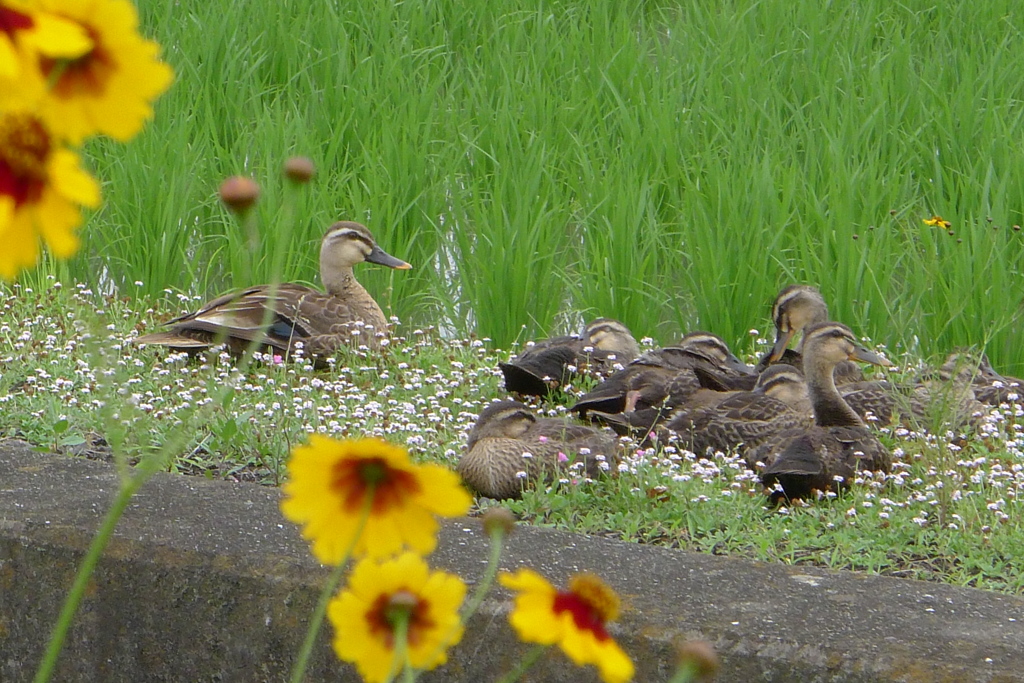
[18,0,1024,370]
[2,281,1022,593]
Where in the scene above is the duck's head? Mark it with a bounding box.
[766,285,830,363]
[583,318,640,359]
[938,351,1004,384]
[755,364,808,405]
[320,221,411,280]
[678,331,752,374]
[801,322,891,371]
[466,400,538,449]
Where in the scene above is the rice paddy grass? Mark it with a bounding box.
[20,0,1024,371]
[2,281,1023,594]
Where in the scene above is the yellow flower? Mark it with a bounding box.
[500,568,634,683]
[29,0,174,143]
[0,107,101,280]
[923,215,951,229]
[0,1,92,79]
[328,552,466,683]
[280,436,471,562]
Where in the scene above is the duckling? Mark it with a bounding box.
[889,353,999,430]
[499,318,639,396]
[571,332,753,418]
[937,352,1022,407]
[457,400,619,500]
[839,353,998,429]
[590,365,809,444]
[135,222,411,359]
[751,322,893,501]
[671,365,813,457]
[755,284,831,372]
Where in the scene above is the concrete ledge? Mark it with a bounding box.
[1,438,1022,682]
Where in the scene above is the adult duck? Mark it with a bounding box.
[750,322,892,501]
[135,221,410,359]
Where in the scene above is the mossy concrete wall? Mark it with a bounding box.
[2,439,1022,682]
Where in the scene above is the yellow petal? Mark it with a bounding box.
[49,149,101,208]
[500,568,555,594]
[33,190,81,258]
[0,36,18,79]
[415,464,472,516]
[0,198,38,280]
[29,11,93,58]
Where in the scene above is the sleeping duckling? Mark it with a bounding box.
[457,401,619,500]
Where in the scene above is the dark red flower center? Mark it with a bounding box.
[552,590,611,641]
[40,24,113,99]
[366,589,434,648]
[0,7,34,36]
[330,457,421,514]
[0,113,50,207]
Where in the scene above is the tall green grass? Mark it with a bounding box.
[34,0,1024,370]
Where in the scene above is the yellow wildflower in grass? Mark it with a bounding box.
[923,215,951,229]
[328,552,466,683]
[30,0,174,144]
[280,435,472,562]
[0,106,101,280]
[0,1,92,79]
[500,568,635,683]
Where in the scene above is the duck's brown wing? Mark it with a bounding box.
[588,408,669,441]
[757,424,889,500]
[571,347,714,415]
[759,432,832,500]
[841,381,896,424]
[828,425,891,474]
[500,340,581,396]
[529,419,620,476]
[150,284,321,351]
[972,382,1017,406]
[671,395,807,457]
[570,367,643,415]
[580,347,632,378]
[694,365,758,392]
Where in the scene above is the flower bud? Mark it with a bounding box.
[384,589,419,626]
[674,639,720,680]
[219,176,260,214]
[481,507,516,538]
[284,156,316,183]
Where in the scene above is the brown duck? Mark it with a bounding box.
[499,318,640,397]
[936,352,1021,408]
[571,332,753,418]
[750,284,863,386]
[135,222,410,358]
[750,322,893,501]
[457,400,619,500]
[669,364,812,457]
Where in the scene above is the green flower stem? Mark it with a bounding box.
[34,174,308,683]
[289,488,375,683]
[460,526,506,623]
[495,644,547,683]
[382,611,413,683]
[34,422,187,683]
[33,473,146,683]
